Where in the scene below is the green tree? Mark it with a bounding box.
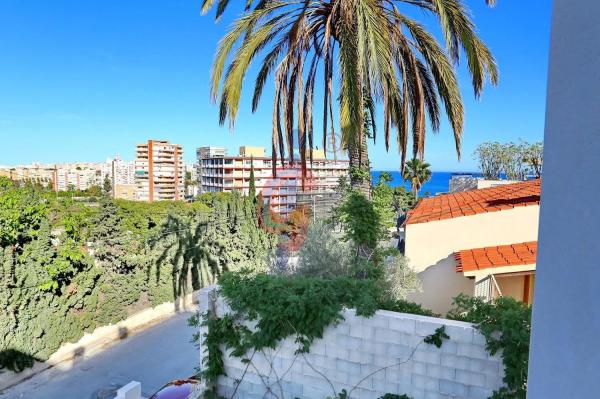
[203,0,497,196]
[499,142,527,181]
[184,170,196,196]
[474,140,543,180]
[473,141,504,179]
[402,159,432,199]
[335,190,383,258]
[86,185,102,198]
[0,176,14,189]
[38,224,88,293]
[90,198,132,273]
[103,175,112,195]
[0,182,276,373]
[392,186,416,212]
[248,156,256,200]
[372,173,396,229]
[522,141,543,178]
[0,182,48,248]
[382,252,421,300]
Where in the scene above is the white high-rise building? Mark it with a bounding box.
[197,145,348,215]
[110,154,136,200]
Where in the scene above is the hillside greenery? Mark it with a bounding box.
[0,177,276,372]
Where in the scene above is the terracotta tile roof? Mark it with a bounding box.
[455,241,538,273]
[405,179,541,225]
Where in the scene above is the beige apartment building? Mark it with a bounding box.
[0,163,55,186]
[2,157,136,200]
[52,163,107,191]
[135,140,184,202]
[404,179,541,313]
[197,146,348,215]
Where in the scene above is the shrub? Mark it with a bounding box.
[296,220,353,278]
[382,252,422,300]
[334,190,384,257]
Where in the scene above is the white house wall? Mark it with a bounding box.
[407,256,475,315]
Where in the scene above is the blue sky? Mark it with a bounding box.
[0,0,551,171]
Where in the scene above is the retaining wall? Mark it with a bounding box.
[196,286,505,399]
[0,291,198,392]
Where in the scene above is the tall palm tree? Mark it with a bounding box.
[403,158,431,199]
[202,0,498,197]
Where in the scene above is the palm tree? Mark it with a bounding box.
[403,158,431,199]
[202,0,498,197]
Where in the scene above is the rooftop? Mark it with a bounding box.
[405,179,541,225]
[455,241,538,272]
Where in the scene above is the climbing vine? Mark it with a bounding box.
[447,294,531,399]
[193,271,444,398]
[423,326,450,349]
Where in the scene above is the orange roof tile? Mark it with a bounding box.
[455,241,538,273]
[405,179,541,225]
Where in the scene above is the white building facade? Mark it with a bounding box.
[197,146,348,215]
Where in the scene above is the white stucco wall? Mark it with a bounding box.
[407,256,475,315]
[527,1,600,397]
[196,286,505,399]
[475,180,520,190]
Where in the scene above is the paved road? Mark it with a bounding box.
[1,311,198,399]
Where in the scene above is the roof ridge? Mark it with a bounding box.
[405,179,541,225]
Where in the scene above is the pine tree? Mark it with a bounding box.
[248,156,256,201]
[90,198,130,273]
[103,175,112,196]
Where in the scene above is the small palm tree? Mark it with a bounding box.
[403,159,431,199]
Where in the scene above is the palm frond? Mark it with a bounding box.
[204,0,498,179]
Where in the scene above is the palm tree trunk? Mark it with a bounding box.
[348,132,372,198]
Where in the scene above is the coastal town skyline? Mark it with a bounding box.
[0,1,550,171]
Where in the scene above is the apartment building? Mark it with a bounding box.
[52,163,107,191]
[135,140,184,202]
[112,155,135,185]
[0,163,55,186]
[197,146,349,215]
[111,155,136,200]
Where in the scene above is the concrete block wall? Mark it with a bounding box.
[197,286,504,399]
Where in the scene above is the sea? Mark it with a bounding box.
[371,171,482,197]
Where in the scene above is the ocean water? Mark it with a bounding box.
[371,171,482,196]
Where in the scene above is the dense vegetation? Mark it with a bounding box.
[0,178,275,372]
